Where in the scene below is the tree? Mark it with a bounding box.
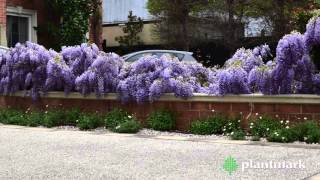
[115,11,144,49]
[89,0,103,49]
[36,0,102,50]
[147,0,208,51]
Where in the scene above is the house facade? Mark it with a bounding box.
[102,0,160,47]
[0,0,48,47]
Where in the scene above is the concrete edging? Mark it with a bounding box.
[6,91,320,104]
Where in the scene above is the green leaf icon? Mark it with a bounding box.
[223,156,238,175]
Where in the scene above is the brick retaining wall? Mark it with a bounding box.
[1,92,320,131]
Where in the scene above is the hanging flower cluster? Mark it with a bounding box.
[0,16,320,102]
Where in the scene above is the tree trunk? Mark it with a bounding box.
[89,0,103,49]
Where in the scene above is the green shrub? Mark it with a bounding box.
[230,130,246,140]
[105,109,131,129]
[25,111,43,127]
[42,110,65,128]
[0,109,25,125]
[249,116,283,138]
[223,117,241,134]
[190,116,226,135]
[267,128,297,143]
[304,128,320,144]
[64,108,81,126]
[190,120,213,135]
[291,121,319,142]
[77,113,103,130]
[113,120,141,133]
[147,110,176,131]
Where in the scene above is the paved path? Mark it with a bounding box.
[0,125,320,180]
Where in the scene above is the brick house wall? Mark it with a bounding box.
[0,0,50,47]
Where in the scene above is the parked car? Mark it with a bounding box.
[0,46,9,55]
[122,50,197,63]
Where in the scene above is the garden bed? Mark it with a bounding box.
[1,92,320,131]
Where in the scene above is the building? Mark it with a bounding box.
[102,0,271,48]
[102,0,160,47]
[0,0,49,47]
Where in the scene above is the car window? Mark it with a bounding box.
[155,52,184,61]
[126,53,152,62]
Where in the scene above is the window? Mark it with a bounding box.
[7,15,29,47]
[6,6,37,47]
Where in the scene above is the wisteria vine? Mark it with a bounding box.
[0,16,320,102]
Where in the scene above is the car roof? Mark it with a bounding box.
[123,50,193,58]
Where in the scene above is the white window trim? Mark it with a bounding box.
[6,6,38,43]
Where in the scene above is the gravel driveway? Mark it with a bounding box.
[0,125,320,180]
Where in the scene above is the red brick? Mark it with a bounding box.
[253,104,275,113]
[275,104,301,113]
[211,103,231,112]
[302,105,320,113]
[231,103,251,112]
[190,102,211,111]
[199,111,215,119]
[171,102,190,111]
[176,111,199,131]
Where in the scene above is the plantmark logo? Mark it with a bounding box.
[223,156,238,175]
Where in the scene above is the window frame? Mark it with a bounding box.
[6,6,37,45]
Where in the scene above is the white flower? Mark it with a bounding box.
[211,109,215,112]
[45,111,48,114]
[259,116,262,119]
[238,120,241,122]
[304,137,308,141]
[231,132,234,135]
[286,126,289,129]
[223,129,226,131]
[266,128,269,131]
[115,125,121,129]
[304,117,308,120]
[281,137,285,140]
[229,123,232,125]
[286,120,289,123]
[250,126,253,129]
[255,113,259,116]
[280,120,284,124]
[275,114,279,118]
[250,123,254,125]
[128,115,132,119]
[45,104,49,108]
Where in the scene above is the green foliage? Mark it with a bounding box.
[291,121,320,143]
[267,128,297,143]
[223,117,241,134]
[105,109,131,129]
[115,11,144,48]
[25,111,44,127]
[190,116,227,135]
[43,110,65,128]
[249,116,283,138]
[113,120,141,134]
[104,108,140,133]
[38,0,95,49]
[64,108,81,126]
[77,113,103,130]
[147,110,176,131]
[230,130,246,140]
